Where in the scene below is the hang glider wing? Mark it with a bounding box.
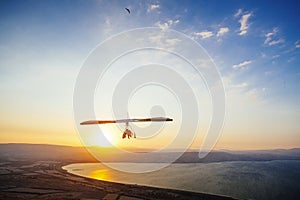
[80,117,173,125]
[125,8,130,14]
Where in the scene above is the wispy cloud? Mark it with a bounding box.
[217,27,229,37]
[234,9,243,17]
[221,76,249,94]
[234,82,248,88]
[264,27,284,46]
[154,19,179,30]
[261,52,267,58]
[232,60,252,69]
[287,57,295,63]
[268,39,284,46]
[246,88,266,103]
[265,27,278,38]
[295,40,300,48]
[238,12,252,35]
[147,4,160,12]
[264,27,278,44]
[165,38,181,46]
[154,19,180,30]
[103,17,112,36]
[193,31,214,39]
[147,30,181,50]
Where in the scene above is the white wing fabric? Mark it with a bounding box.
[80,117,173,125]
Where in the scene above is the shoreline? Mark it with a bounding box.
[59,161,236,200]
[0,160,236,200]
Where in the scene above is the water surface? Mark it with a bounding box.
[63,160,300,200]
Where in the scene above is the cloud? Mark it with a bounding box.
[295,40,300,48]
[149,34,162,44]
[193,31,214,39]
[265,27,278,38]
[234,82,248,88]
[217,27,229,37]
[154,19,179,30]
[264,27,284,46]
[147,4,160,12]
[238,13,252,35]
[165,38,181,46]
[148,32,181,50]
[221,76,249,95]
[103,17,113,36]
[232,60,252,69]
[288,57,295,63]
[268,39,284,46]
[261,52,267,58]
[173,19,180,24]
[234,9,243,17]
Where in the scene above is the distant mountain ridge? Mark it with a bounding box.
[0,143,96,162]
[1,143,299,163]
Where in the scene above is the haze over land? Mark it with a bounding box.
[2,143,300,163]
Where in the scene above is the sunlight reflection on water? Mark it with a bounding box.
[89,169,110,181]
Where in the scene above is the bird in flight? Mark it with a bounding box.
[125,8,130,14]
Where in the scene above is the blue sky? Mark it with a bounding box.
[0,0,299,149]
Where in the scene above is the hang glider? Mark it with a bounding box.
[80,117,172,125]
[80,117,173,139]
[125,8,130,14]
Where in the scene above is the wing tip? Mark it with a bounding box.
[80,120,100,125]
[80,121,93,125]
[150,117,173,122]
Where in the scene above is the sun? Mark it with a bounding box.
[97,126,119,148]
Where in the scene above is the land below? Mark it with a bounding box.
[1,143,299,200]
[0,143,238,200]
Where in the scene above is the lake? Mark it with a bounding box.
[63,160,300,200]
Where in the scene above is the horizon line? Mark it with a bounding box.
[1,142,299,152]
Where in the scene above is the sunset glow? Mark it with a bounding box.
[0,0,299,151]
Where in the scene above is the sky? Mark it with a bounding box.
[0,0,299,150]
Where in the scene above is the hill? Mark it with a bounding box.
[1,143,299,163]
